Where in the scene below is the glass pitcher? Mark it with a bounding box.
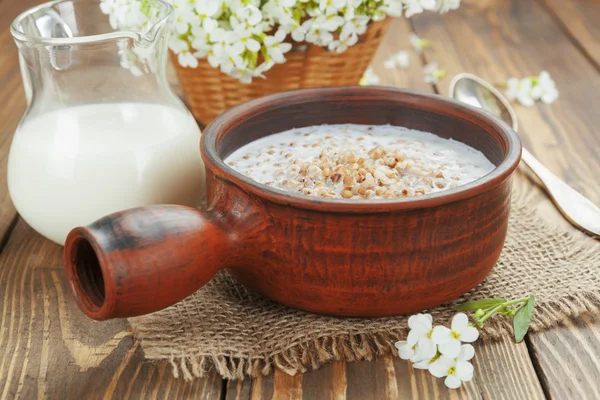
[9,0,205,245]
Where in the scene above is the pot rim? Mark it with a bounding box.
[202,86,522,213]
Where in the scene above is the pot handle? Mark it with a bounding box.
[64,205,231,320]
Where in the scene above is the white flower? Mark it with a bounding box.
[220,46,246,73]
[404,0,437,18]
[103,0,461,83]
[178,51,199,68]
[169,37,189,53]
[531,70,559,104]
[254,60,275,77]
[172,0,194,34]
[280,18,307,42]
[319,0,346,11]
[100,0,119,29]
[384,50,410,69]
[381,0,404,17]
[314,13,345,32]
[429,344,475,389]
[232,24,261,52]
[202,17,219,33]
[195,0,220,18]
[344,16,370,36]
[210,27,236,47]
[397,313,437,361]
[409,32,431,53]
[506,77,535,107]
[264,30,292,63]
[329,29,358,53]
[431,313,479,358]
[235,5,263,25]
[359,67,381,86]
[423,62,446,84]
[436,0,461,13]
[230,67,254,84]
[304,20,334,46]
[191,27,211,57]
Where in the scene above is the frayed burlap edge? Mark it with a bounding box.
[131,178,600,381]
[140,292,600,381]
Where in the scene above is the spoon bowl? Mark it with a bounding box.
[450,73,600,237]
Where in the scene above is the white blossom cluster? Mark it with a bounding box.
[395,312,479,389]
[101,0,461,83]
[506,71,559,107]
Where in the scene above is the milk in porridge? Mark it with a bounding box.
[225,124,495,200]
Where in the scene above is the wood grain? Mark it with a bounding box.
[0,220,224,399]
[412,0,600,398]
[473,338,544,400]
[0,3,221,398]
[412,0,600,205]
[3,0,600,398]
[528,314,600,399]
[538,0,600,69]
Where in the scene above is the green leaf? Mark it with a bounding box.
[453,298,507,312]
[514,295,535,343]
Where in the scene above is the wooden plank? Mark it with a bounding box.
[370,18,433,93]
[412,0,600,398]
[474,338,544,400]
[1,1,597,399]
[528,314,600,399]
[0,1,223,397]
[538,0,600,69]
[0,219,224,399]
[411,0,600,203]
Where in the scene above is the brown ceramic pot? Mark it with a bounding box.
[64,87,521,321]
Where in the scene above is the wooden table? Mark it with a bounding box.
[1,0,599,398]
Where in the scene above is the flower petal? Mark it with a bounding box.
[451,313,469,332]
[429,357,454,378]
[444,374,462,389]
[412,359,430,370]
[416,338,437,360]
[394,340,406,350]
[457,344,475,362]
[384,59,396,69]
[398,344,415,360]
[409,315,430,334]
[439,340,461,358]
[407,329,420,346]
[246,39,261,52]
[460,327,479,343]
[456,361,474,381]
[431,326,452,344]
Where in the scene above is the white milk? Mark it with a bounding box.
[226,124,495,200]
[8,103,205,244]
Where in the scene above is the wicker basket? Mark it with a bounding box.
[172,19,390,125]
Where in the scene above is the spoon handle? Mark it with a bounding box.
[521,148,600,237]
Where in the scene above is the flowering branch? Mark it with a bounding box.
[505,71,559,106]
[101,0,462,83]
[454,294,535,343]
[395,295,535,390]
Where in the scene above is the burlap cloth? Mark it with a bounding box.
[129,175,600,380]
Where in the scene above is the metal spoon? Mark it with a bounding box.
[450,72,600,237]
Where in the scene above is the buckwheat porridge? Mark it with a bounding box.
[225,124,495,200]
